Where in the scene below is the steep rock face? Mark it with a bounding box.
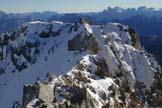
[0,21,161,108]
[23,82,54,108]
[68,33,99,55]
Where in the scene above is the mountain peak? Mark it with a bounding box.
[0,21,161,108]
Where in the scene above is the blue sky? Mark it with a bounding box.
[0,0,162,13]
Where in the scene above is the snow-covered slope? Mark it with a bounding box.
[0,20,161,108]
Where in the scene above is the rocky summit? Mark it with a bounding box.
[0,20,161,108]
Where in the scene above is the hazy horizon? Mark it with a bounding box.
[0,0,162,13]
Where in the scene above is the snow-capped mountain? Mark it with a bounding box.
[1,7,162,66]
[1,6,162,36]
[0,20,161,108]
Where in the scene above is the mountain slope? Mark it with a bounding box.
[0,20,161,108]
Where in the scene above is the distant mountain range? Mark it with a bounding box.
[1,6,162,36]
[0,11,58,34]
[0,6,162,65]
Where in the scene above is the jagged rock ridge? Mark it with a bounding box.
[0,20,161,108]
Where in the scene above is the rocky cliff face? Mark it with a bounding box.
[0,20,161,108]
